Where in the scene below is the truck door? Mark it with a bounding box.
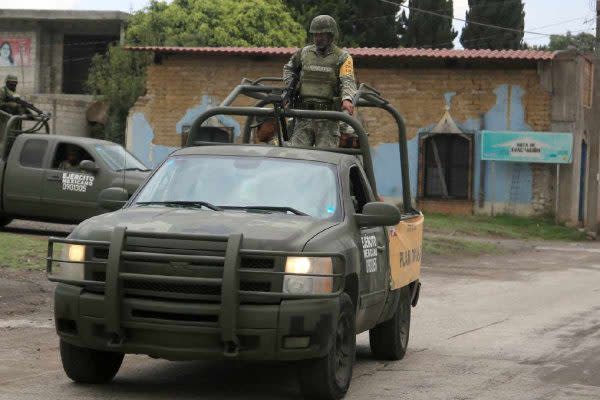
[3,137,49,216]
[348,165,388,327]
[41,142,103,222]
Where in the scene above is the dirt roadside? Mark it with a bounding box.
[0,220,71,321]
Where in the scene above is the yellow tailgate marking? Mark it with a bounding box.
[388,215,424,290]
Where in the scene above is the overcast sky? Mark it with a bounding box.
[0,0,596,48]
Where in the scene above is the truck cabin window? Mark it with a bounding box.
[134,155,341,220]
[20,139,48,168]
[349,166,370,213]
[93,144,148,171]
[52,143,94,171]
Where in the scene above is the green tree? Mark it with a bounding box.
[86,46,150,144]
[127,0,306,47]
[547,31,595,52]
[88,0,305,144]
[400,0,457,48]
[460,0,525,50]
[283,0,404,47]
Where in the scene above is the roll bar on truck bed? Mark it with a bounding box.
[185,77,417,215]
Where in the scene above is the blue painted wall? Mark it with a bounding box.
[130,112,177,168]
[370,84,534,209]
[480,85,533,205]
[130,95,240,168]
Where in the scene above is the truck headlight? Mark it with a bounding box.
[283,257,333,295]
[54,244,87,280]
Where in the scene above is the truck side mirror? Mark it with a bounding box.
[98,187,129,211]
[79,159,98,172]
[355,202,401,227]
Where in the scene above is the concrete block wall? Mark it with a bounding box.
[29,94,93,136]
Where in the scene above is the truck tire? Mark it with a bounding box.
[299,293,355,400]
[0,216,12,228]
[369,285,411,361]
[60,340,124,384]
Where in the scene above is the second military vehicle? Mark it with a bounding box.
[0,110,150,227]
[47,80,423,399]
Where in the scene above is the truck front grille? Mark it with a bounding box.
[89,237,280,304]
[124,280,271,296]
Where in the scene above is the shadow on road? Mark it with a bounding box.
[52,347,383,399]
[72,359,303,399]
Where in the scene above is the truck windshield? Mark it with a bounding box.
[94,144,149,171]
[134,155,340,220]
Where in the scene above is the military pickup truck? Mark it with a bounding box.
[0,111,150,227]
[47,81,423,400]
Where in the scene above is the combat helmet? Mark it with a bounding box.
[309,15,338,37]
[5,74,18,84]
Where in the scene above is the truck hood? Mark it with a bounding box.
[73,207,339,251]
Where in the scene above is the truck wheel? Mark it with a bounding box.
[369,285,411,361]
[60,339,124,384]
[299,293,355,400]
[0,216,12,228]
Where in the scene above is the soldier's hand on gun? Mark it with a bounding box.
[342,100,354,115]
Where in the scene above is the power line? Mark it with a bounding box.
[378,0,553,37]
[421,19,596,49]
[420,26,596,50]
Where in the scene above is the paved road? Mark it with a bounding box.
[1,240,599,399]
[3,219,74,237]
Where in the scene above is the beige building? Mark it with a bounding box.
[0,9,127,136]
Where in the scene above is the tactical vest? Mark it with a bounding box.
[0,86,15,101]
[299,45,347,103]
[0,86,20,115]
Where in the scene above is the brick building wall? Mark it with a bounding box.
[132,54,551,146]
[126,51,554,216]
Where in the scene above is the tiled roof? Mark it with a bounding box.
[126,46,555,61]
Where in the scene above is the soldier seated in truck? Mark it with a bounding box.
[252,116,279,145]
[58,146,82,171]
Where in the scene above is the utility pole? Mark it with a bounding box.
[597,1,600,56]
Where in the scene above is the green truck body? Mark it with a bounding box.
[47,80,423,400]
[0,112,149,226]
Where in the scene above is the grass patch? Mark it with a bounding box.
[425,213,586,241]
[423,236,502,257]
[0,232,48,270]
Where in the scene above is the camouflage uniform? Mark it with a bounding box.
[0,74,23,115]
[283,15,357,148]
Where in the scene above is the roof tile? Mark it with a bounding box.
[126,46,555,61]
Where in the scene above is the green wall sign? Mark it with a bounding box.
[481,131,573,164]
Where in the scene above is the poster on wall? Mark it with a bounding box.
[0,38,32,67]
[481,131,573,164]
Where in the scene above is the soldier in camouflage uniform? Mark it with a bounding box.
[283,15,357,148]
[0,74,26,115]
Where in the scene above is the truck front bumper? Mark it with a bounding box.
[55,284,339,361]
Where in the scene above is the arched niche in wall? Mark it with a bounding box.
[417,107,474,201]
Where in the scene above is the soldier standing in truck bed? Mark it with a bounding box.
[0,75,28,115]
[283,15,357,148]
